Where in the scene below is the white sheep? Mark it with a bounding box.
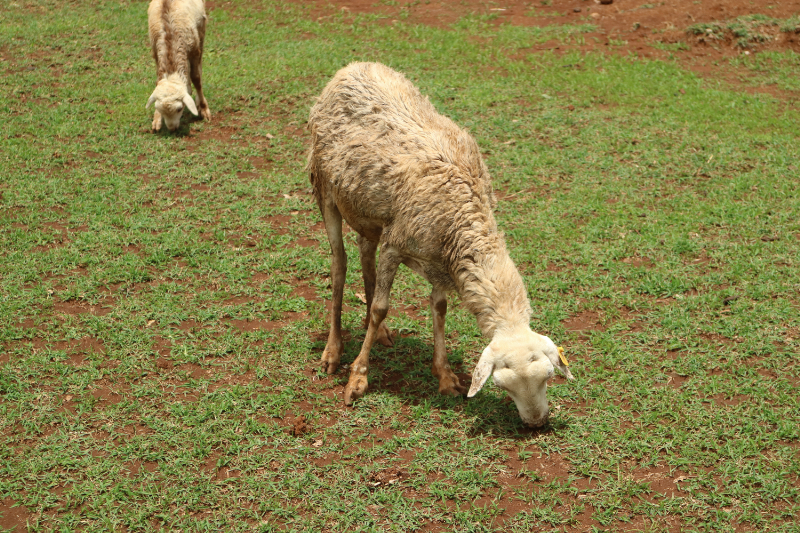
[307,62,573,427]
[146,0,210,132]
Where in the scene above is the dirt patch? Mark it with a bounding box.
[222,295,253,305]
[177,319,212,332]
[90,386,123,405]
[544,260,573,273]
[26,336,106,360]
[664,373,688,389]
[284,236,319,249]
[0,498,31,533]
[152,335,173,357]
[563,310,604,335]
[91,377,132,404]
[489,448,589,528]
[685,250,714,268]
[621,256,653,268]
[264,214,292,235]
[29,221,79,252]
[175,363,210,381]
[250,272,272,285]
[618,306,645,332]
[125,460,158,477]
[186,125,248,147]
[203,451,242,481]
[52,299,112,317]
[632,464,687,501]
[368,467,408,488]
[698,332,736,346]
[290,415,309,436]
[712,393,748,407]
[249,155,272,170]
[289,280,316,301]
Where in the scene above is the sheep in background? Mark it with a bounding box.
[307,62,574,428]
[146,0,210,132]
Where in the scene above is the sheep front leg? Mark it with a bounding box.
[189,55,211,121]
[152,110,163,132]
[357,235,393,347]
[344,245,401,405]
[321,201,346,374]
[430,287,466,396]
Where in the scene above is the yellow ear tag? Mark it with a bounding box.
[558,346,569,366]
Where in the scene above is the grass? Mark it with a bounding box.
[729,51,800,93]
[1,0,799,531]
[687,14,800,49]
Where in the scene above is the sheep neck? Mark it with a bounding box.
[155,51,191,90]
[450,232,532,338]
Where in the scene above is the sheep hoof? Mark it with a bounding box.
[375,323,393,347]
[344,376,368,405]
[320,343,342,374]
[151,114,162,132]
[438,375,467,397]
[200,105,211,122]
[320,357,339,375]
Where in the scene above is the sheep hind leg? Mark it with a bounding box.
[320,200,346,375]
[344,245,401,405]
[430,287,467,396]
[357,235,393,347]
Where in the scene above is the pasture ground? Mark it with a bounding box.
[1,0,799,531]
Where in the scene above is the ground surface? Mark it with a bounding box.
[294,0,800,100]
[1,0,799,531]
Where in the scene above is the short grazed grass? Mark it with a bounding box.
[1,1,799,532]
[729,50,800,93]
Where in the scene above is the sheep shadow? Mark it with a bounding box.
[149,125,190,138]
[322,332,568,441]
[147,113,204,137]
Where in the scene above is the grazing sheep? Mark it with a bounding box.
[307,62,574,427]
[146,0,210,132]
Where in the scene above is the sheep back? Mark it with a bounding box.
[307,62,501,274]
[148,0,206,81]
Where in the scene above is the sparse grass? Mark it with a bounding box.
[652,41,691,52]
[688,14,798,48]
[729,50,800,93]
[525,7,564,20]
[1,1,799,532]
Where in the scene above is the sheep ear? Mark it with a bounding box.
[182,94,199,116]
[468,345,495,397]
[556,346,575,381]
[146,92,157,109]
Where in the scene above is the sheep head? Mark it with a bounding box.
[468,325,573,428]
[146,74,198,131]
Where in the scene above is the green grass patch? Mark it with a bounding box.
[729,50,800,93]
[1,0,799,531]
